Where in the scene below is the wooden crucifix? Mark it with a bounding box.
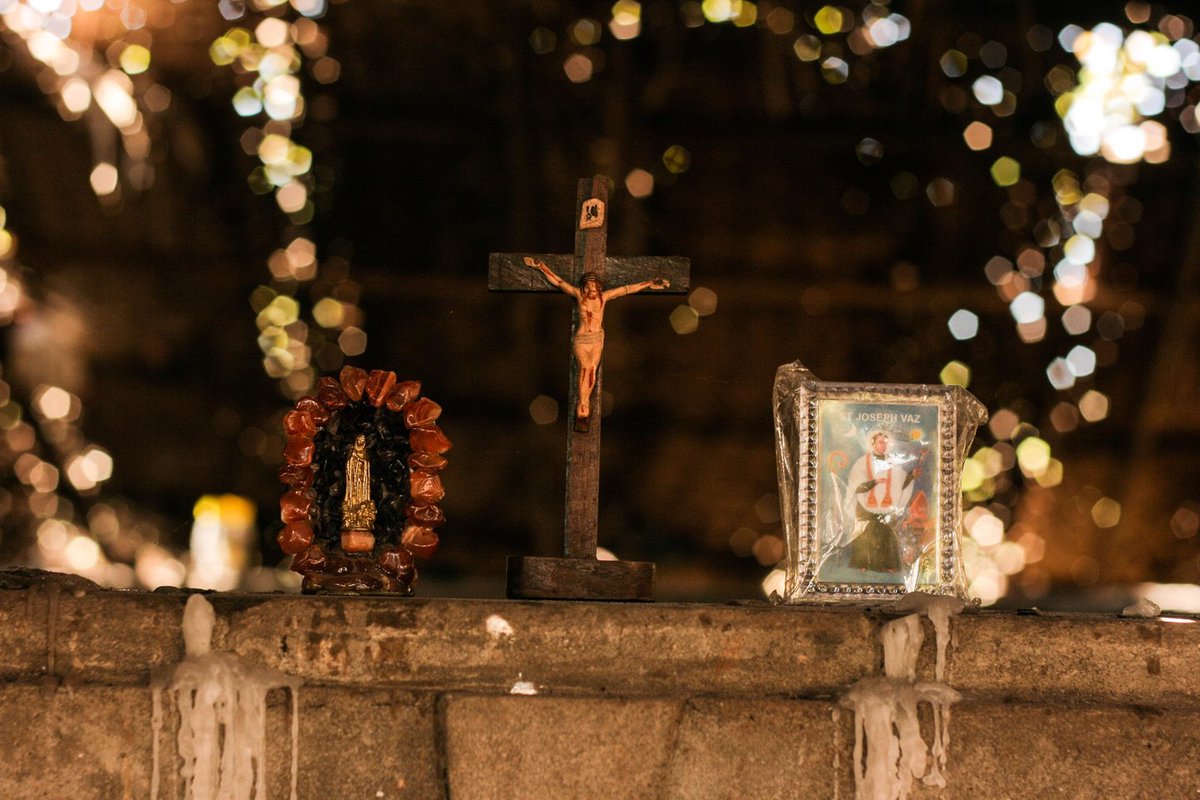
[489,175,690,601]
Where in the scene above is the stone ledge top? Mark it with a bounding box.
[1,585,1196,708]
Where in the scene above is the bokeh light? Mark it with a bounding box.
[1056,24,1187,164]
[963,121,993,150]
[669,305,699,334]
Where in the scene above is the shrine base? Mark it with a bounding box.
[506,555,655,601]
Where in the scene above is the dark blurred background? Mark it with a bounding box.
[0,0,1197,609]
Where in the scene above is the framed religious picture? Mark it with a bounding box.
[772,361,986,603]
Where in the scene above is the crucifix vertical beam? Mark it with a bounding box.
[488,175,691,601]
[565,175,606,559]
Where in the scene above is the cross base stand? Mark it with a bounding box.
[506,555,655,601]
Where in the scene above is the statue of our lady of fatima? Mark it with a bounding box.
[340,434,377,552]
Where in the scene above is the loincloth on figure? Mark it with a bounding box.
[573,329,605,347]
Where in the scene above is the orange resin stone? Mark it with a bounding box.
[277,521,315,555]
[405,504,445,526]
[294,396,329,426]
[385,380,422,412]
[401,525,439,558]
[291,543,326,573]
[284,437,315,466]
[409,470,445,505]
[409,425,451,454]
[317,377,349,409]
[377,545,414,578]
[278,463,313,490]
[283,410,317,438]
[339,366,369,401]
[280,489,313,522]
[408,452,448,471]
[403,397,442,429]
[365,370,397,407]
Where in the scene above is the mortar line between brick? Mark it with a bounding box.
[5,675,1199,711]
[434,692,452,800]
[654,696,691,800]
[45,584,58,678]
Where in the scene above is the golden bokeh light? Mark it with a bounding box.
[89,163,119,196]
[1015,437,1051,477]
[793,35,821,62]
[338,326,368,356]
[1036,457,1063,488]
[662,144,691,174]
[940,49,967,77]
[813,5,844,35]
[765,7,794,35]
[624,168,654,198]
[1062,304,1092,335]
[989,156,1020,187]
[609,0,641,41]
[926,177,955,206]
[963,121,993,150]
[312,297,345,328]
[1091,497,1122,528]
[1050,402,1080,433]
[820,56,849,84]
[939,360,971,387]
[568,17,602,46]
[563,53,595,83]
[118,44,151,75]
[34,386,74,421]
[1078,390,1110,422]
[669,304,699,334]
[701,0,735,24]
[732,1,756,27]
[528,394,559,425]
[688,287,718,316]
[529,27,556,54]
[987,408,1019,440]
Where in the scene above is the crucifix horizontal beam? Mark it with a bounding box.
[489,254,691,294]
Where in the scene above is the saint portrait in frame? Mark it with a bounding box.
[773,362,986,602]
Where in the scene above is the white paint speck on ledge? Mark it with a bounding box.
[510,673,538,695]
[486,614,514,639]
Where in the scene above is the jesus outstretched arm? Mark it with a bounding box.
[523,257,579,298]
[603,278,670,299]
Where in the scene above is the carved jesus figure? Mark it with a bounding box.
[524,257,670,424]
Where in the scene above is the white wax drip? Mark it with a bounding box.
[896,592,965,682]
[840,596,965,800]
[831,707,841,800]
[151,595,302,800]
[881,613,923,681]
